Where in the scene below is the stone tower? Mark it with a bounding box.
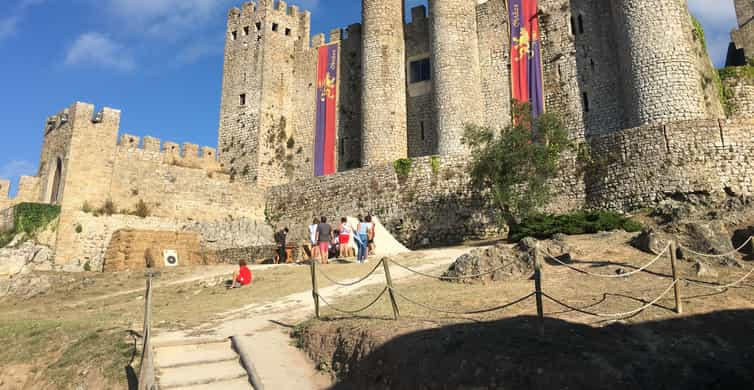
[218,1,311,187]
[430,0,484,155]
[610,0,707,127]
[728,0,754,66]
[361,0,408,167]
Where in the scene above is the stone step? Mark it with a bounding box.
[158,360,248,389]
[167,377,254,390]
[155,341,237,368]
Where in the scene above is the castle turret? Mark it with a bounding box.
[361,0,408,167]
[611,0,706,127]
[430,0,484,155]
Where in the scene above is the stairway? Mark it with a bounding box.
[154,339,254,390]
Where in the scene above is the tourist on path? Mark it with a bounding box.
[365,215,376,257]
[338,217,352,259]
[230,259,253,288]
[275,227,289,264]
[308,218,319,260]
[356,217,370,263]
[315,216,333,265]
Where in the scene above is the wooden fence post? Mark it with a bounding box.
[310,260,320,319]
[382,259,400,320]
[669,241,682,314]
[533,244,545,337]
[138,271,156,390]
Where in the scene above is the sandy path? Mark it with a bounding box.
[152,246,471,389]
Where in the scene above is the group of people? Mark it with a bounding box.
[308,215,376,264]
[229,214,377,288]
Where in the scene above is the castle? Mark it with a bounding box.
[3,0,754,270]
[218,0,723,188]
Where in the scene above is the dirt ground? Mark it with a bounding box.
[0,252,436,389]
[296,231,754,389]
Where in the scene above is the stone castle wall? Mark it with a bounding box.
[266,118,754,246]
[721,71,754,118]
[587,118,754,210]
[0,102,267,266]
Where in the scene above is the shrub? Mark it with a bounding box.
[508,211,643,242]
[0,203,61,248]
[83,261,91,272]
[14,203,61,237]
[133,199,150,218]
[81,201,93,213]
[75,224,83,234]
[99,200,116,216]
[463,101,571,224]
[429,155,441,175]
[393,158,413,179]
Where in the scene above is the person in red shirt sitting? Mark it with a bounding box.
[230,259,253,288]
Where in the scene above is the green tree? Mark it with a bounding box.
[462,102,571,224]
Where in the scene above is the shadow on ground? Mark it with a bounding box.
[328,310,754,390]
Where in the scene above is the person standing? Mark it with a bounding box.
[356,217,369,263]
[308,218,319,260]
[338,217,352,259]
[315,216,332,265]
[365,215,376,257]
[275,227,289,264]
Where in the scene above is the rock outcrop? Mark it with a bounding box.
[443,244,533,284]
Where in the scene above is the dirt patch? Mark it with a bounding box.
[296,231,754,389]
[301,311,754,390]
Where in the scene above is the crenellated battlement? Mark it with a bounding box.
[116,133,221,172]
[226,1,311,45]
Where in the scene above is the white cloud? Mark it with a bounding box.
[105,0,231,37]
[687,0,738,66]
[65,32,136,71]
[0,160,36,180]
[0,17,18,40]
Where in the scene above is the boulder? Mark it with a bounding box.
[443,244,533,284]
[0,241,54,276]
[679,221,740,267]
[0,274,52,299]
[694,261,719,279]
[631,228,672,255]
[183,217,274,251]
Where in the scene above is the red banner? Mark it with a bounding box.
[509,0,545,119]
[314,43,338,177]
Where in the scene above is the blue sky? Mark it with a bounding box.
[0,0,737,195]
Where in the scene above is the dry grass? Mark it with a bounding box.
[0,253,432,389]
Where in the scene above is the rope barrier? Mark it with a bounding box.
[390,287,535,315]
[677,236,752,259]
[317,287,388,315]
[542,279,678,318]
[317,259,384,287]
[388,258,518,281]
[539,244,670,279]
[684,266,754,290]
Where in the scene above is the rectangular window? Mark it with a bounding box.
[255,22,261,30]
[582,92,589,112]
[231,30,238,40]
[272,23,279,32]
[409,58,431,83]
[285,28,291,36]
[243,26,249,36]
[240,93,246,106]
[340,138,345,157]
[420,121,425,140]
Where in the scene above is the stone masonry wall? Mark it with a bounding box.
[405,6,436,158]
[586,118,754,210]
[361,0,408,167]
[722,72,754,118]
[611,0,707,128]
[431,0,484,156]
[266,155,498,248]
